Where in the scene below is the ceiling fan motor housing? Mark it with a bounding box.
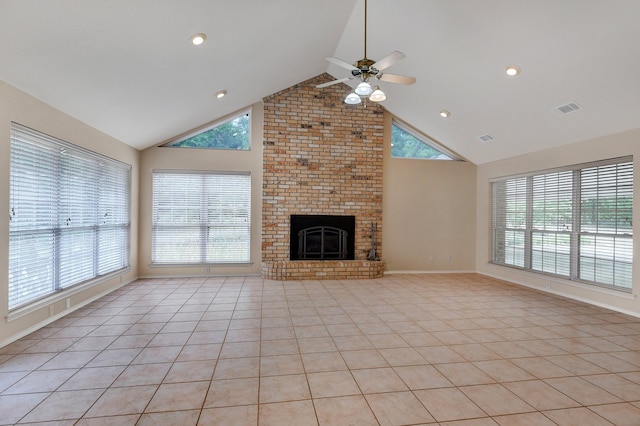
[353,58,378,80]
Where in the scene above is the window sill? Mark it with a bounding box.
[6,268,130,323]
[488,262,634,298]
[149,262,253,268]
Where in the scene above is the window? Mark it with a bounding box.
[152,171,251,264]
[164,110,250,150]
[391,119,458,160]
[9,123,131,310]
[492,157,633,290]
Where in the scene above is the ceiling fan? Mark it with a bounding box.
[317,0,416,104]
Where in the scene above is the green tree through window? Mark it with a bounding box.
[391,120,456,160]
[167,112,250,150]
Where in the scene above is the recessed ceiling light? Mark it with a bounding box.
[505,65,520,76]
[215,90,227,99]
[190,33,206,46]
[439,110,450,118]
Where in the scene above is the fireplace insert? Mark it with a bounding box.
[290,215,355,260]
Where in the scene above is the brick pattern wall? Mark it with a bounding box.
[262,73,384,279]
[262,260,385,281]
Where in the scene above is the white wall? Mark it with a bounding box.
[137,103,264,277]
[383,113,477,272]
[0,81,140,345]
[476,128,640,316]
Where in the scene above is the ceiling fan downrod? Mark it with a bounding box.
[363,0,368,60]
[354,0,375,82]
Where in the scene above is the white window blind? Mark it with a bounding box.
[530,170,573,276]
[579,162,633,287]
[152,171,251,264]
[492,177,527,268]
[492,157,633,291]
[9,123,131,310]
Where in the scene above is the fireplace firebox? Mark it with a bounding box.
[290,215,355,260]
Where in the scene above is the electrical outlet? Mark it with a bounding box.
[429,255,436,261]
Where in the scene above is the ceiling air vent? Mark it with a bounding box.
[477,134,494,142]
[551,102,582,117]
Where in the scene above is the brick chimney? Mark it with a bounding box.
[261,73,384,280]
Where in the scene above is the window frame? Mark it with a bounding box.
[8,123,131,312]
[162,108,251,151]
[151,170,252,266]
[491,156,633,292]
[391,118,461,161]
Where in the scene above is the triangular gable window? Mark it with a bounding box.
[391,119,458,160]
[164,110,250,150]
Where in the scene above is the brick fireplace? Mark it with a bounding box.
[261,73,385,280]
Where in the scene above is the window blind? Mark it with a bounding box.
[9,123,131,309]
[151,171,251,264]
[492,176,527,268]
[579,161,633,287]
[530,170,573,276]
[491,157,633,291]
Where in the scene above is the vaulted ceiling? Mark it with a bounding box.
[1,0,639,164]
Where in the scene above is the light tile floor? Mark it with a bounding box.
[2,273,640,425]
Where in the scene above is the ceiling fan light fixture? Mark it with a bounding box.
[369,87,386,102]
[354,81,373,96]
[190,33,207,46]
[318,0,415,104]
[345,92,362,105]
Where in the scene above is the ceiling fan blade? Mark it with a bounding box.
[326,57,358,71]
[316,77,352,88]
[379,73,416,85]
[372,51,405,71]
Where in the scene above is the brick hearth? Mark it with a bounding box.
[261,73,384,280]
[262,260,385,281]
